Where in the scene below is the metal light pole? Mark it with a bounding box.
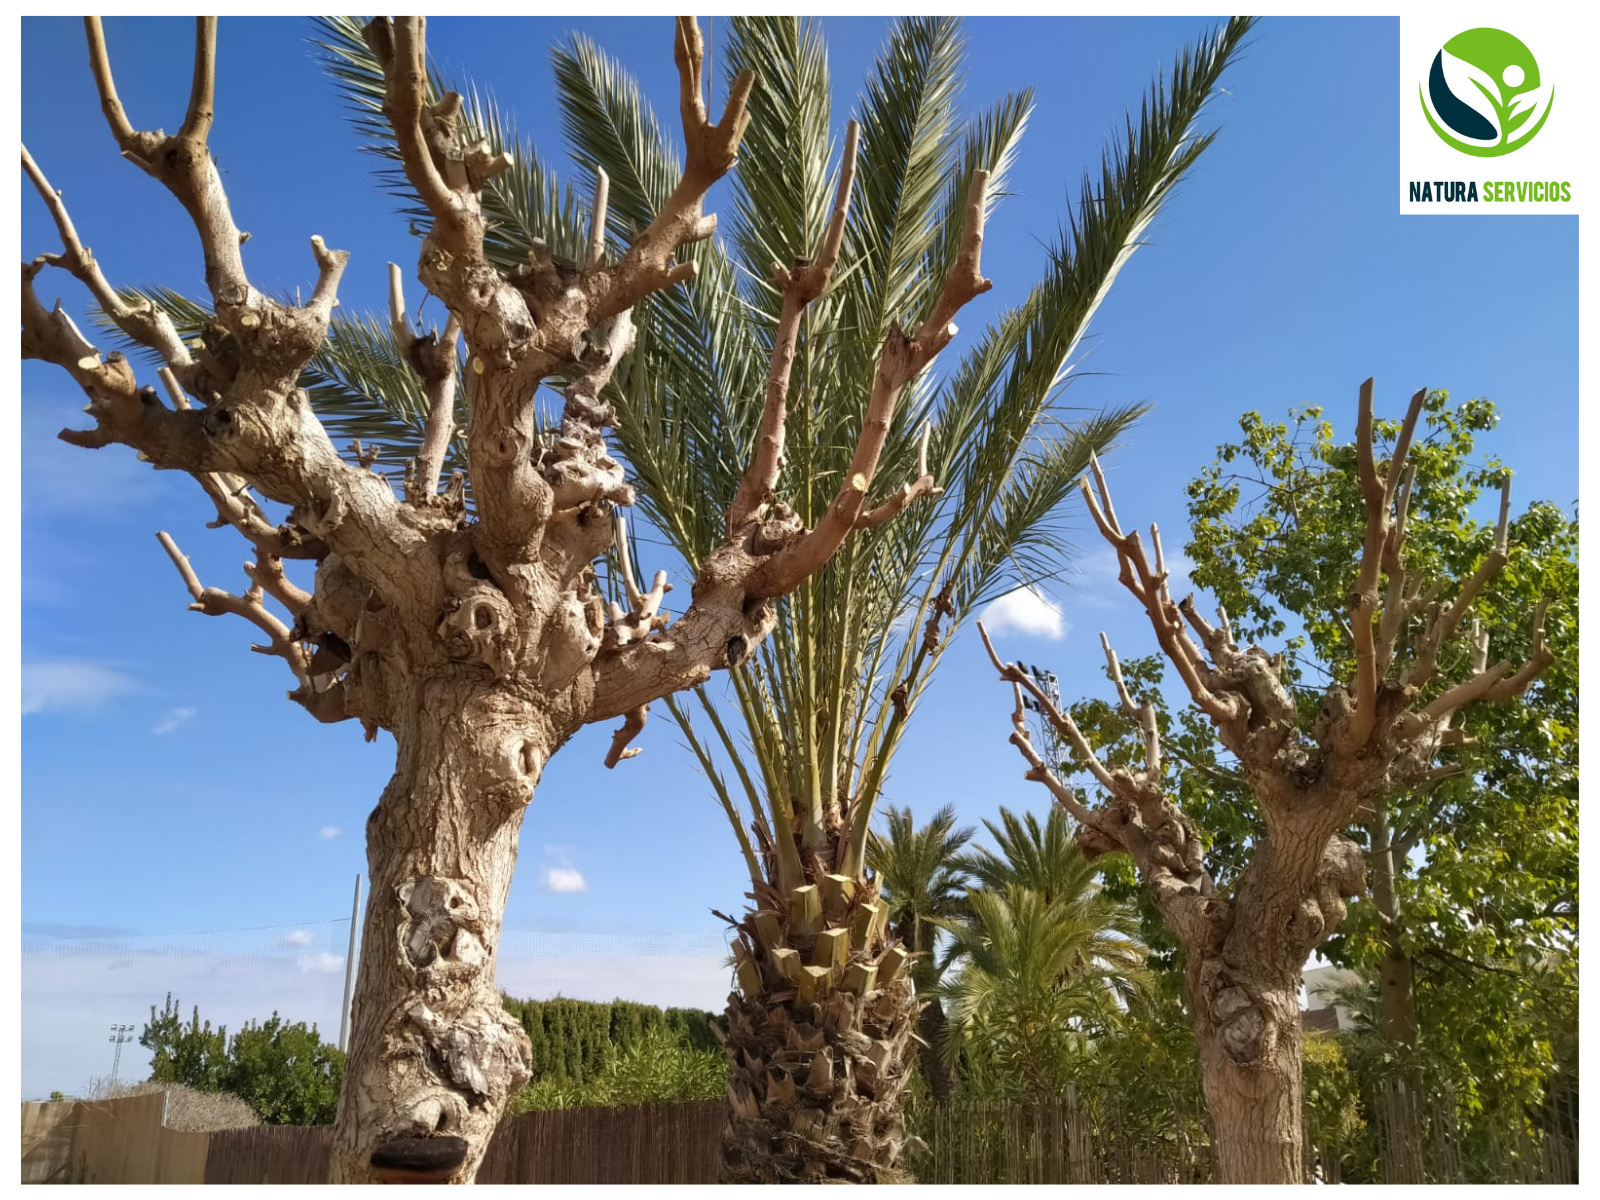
[338,874,362,1054]
[1016,661,1062,752]
[107,1024,135,1083]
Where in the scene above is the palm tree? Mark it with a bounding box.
[294,14,1252,1182]
[937,885,1148,1096]
[963,805,1147,997]
[938,806,1148,1096]
[868,804,975,1099]
[963,805,1103,907]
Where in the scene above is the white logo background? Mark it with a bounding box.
[1400,13,1588,215]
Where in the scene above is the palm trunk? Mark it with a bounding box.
[917,998,959,1102]
[330,679,547,1183]
[720,879,920,1182]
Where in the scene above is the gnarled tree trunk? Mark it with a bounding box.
[980,380,1550,1185]
[1186,943,1307,1183]
[22,15,980,1184]
[331,680,551,1183]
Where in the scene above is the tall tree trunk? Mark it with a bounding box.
[1175,832,1365,1186]
[1367,811,1422,1084]
[720,882,920,1182]
[1187,958,1306,1184]
[330,680,551,1184]
[1367,807,1425,1181]
[917,998,959,1102]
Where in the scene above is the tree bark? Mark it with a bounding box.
[330,678,551,1184]
[1188,959,1305,1184]
[1366,807,1425,1181]
[1367,811,1423,1088]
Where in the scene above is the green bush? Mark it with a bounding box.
[499,994,725,1112]
[141,993,344,1125]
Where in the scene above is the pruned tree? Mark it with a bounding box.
[20,15,999,1184]
[301,13,1254,1182]
[1180,393,1578,1165]
[977,379,1556,1184]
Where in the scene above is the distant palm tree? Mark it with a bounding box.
[938,806,1148,1094]
[938,884,1148,1096]
[962,805,1100,907]
[869,804,975,1099]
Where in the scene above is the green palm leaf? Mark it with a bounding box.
[302,16,1256,900]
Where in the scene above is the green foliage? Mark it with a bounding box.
[142,993,229,1093]
[933,805,1149,1097]
[508,1024,725,1114]
[937,886,1144,1096]
[868,804,975,986]
[499,995,721,1088]
[960,806,1096,905]
[140,994,344,1125]
[498,997,724,1114]
[222,1014,345,1126]
[1182,393,1578,1102]
[1069,990,1207,1137]
[1302,1033,1372,1180]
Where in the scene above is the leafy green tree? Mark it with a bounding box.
[868,804,975,1099]
[139,995,344,1125]
[980,382,1560,1182]
[303,13,1252,1181]
[226,1014,346,1126]
[143,993,229,1094]
[1185,394,1578,1128]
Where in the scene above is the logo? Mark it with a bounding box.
[1420,28,1553,157]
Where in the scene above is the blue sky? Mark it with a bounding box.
[16,16,1577,1094]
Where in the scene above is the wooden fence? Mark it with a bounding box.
[21,1093,209,1185]
[22,1087,1577,1184]
[201,1102,725,1184]
[913,1086,1580,1186]
[914,1091,1213,1185]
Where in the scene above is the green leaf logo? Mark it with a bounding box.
[1420,28,1553,156]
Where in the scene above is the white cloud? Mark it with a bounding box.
[280,930,315,948]
[21,660,140,715]
[296,951,345,975]
[541,867,589,894]
[318,826,342,840]
[980,586,1066,639]
[152,706,198,735]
